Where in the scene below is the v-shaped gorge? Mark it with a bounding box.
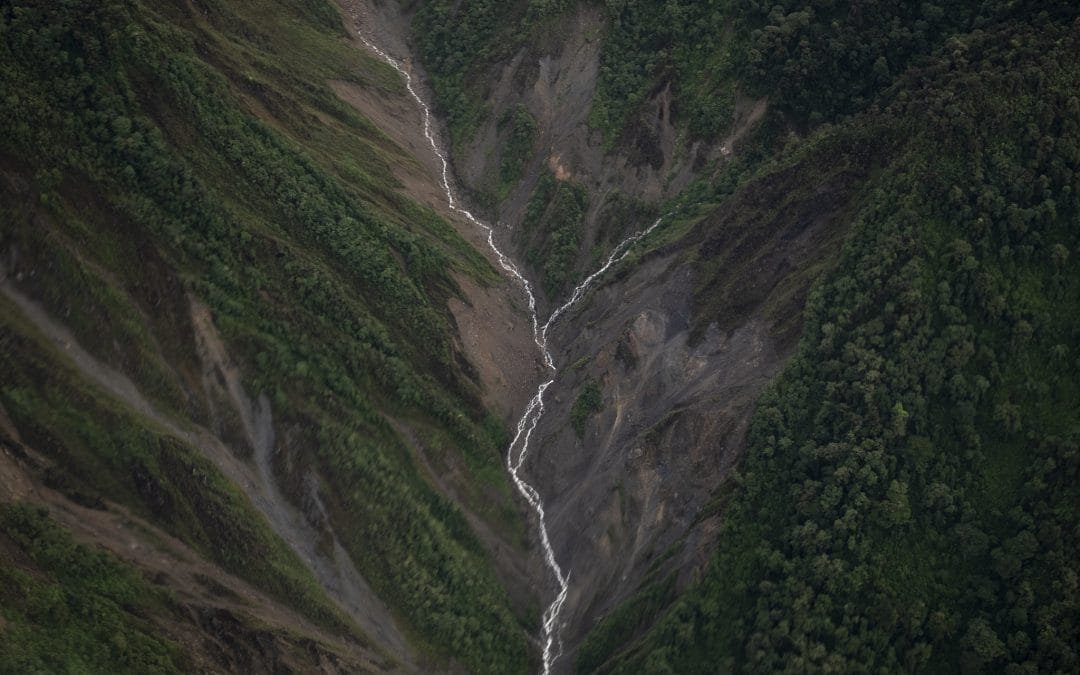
[0,0,852,670]
[342,1,857,671]
[3,0,1075,673]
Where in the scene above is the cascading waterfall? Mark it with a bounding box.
[358,33,663,674]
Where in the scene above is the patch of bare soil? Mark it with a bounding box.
[332,0,543,412]
[717,95,769,158]
[333,1,481,243]
[328,79,453,223]
[448,273,544,424]
[525,255,787,672]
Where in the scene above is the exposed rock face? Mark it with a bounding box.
[531,257,782,667]
[528,161,859,666]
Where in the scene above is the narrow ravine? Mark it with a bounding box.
[357,34,664,674]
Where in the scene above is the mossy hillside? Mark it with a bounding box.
[1,0,527,671]
[0,299,353,637]
[0,503,186,674]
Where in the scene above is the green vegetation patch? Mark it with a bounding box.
[0,503,185,674]
[576,572,676,674]
[412,0,525,147]
[524,172,590,298]
[571,380,603,438]
[590,1,744,145]
[499,104,538,197]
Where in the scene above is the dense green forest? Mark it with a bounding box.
[412,0,1076,143]
[580,10,1080,674]
[0,0,529,671]
[522,171,589,297]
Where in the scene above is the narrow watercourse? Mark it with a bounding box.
[357,34,665,674]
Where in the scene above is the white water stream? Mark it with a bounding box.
[358,34,663,674]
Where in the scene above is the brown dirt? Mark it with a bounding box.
[548,154,572,182]
[329,80,453,223]
[718,96,769,158]
[447,272,544,424]
[332,1,477,241]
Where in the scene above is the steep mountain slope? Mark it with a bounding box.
[0,0,543,672]
[378,0,871,666]
[591,16,1080,672]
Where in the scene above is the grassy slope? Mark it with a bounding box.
[0,502,186,673]
[0,294,353,632]
[0,0,528,671]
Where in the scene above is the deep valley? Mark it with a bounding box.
[1,1,1077,673]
